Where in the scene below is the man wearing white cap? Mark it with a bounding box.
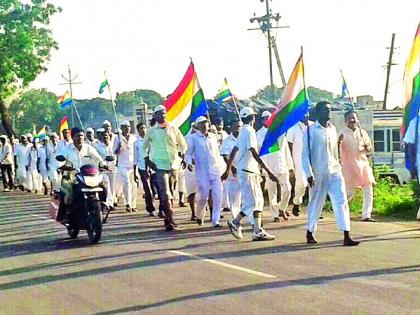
[27,138,41,193]
[113,120,137,212]
[14,135,31,191]
[257,110,294,222]
[57,129,72,156]
[97,132,117,209]
[185,116,223,227]
[224,107,278,241]
[184,123,198,220]
[85,127,99,147]
[142,105,187,231]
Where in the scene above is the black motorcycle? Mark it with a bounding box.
[55,155,114,244]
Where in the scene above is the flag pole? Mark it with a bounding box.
[301,47,312,167]
[104,71,120,131]
[225,78,242,122]
[190,58,212,126]
[71,100,84,130]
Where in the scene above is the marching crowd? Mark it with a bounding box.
[1,101,389,246]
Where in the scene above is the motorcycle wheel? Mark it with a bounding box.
[67,225,80,239]
[86,202,102,244]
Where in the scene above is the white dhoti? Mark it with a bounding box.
[293,171,308,206]
[48,168,61,191]
[16,166,28,188]
[221,181,229,209]
[347,185,373,220]
[184,168,197,196]
[27,169,41,192]
[238,172,264,217]
[117,167,137,208]
[266,172,291,218]
[306,173,351,233]
[102,172,117,207]
[196,177,222,225]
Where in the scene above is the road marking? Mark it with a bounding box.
[168,249,277,279]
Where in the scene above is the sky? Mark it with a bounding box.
[31,0,420,109]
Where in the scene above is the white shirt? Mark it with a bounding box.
[256,128,292,174]
[236,124,259,174]
[403,115,420,168]
[220,133,239,176]
[0,142,13,165]
[133,136,147,170]
[287,121,309,179]
[46,142,61,170]
[57,139,72,156]
[215,129,229,147]
[185,131,222,180]
[86,139,99,147]
[28,147,38,171]
[38,146,48,172]
[62,143,103,171]
[113,134,137,169]
[14,143,31,166]
[96,142,116,173]
[302,121,341,178]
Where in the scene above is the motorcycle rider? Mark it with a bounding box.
[57,127,104,221]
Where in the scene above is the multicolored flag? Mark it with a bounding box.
[259,50,309,156]
[59,116,69,138]
[34,126,47,139]
[340,76,349,99]
[163,62,208,135]
[215,78,233,104]
[402,23,420,171]
[57,91,73,109]
[99,79,109,94]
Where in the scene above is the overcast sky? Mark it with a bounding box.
[31,0,420,108]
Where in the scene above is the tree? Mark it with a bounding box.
[0,0,60,137]
[115,89,163,116]
[9,89,60,135]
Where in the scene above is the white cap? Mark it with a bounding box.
[96,128,105,133]
[26,133,32,138]
[154,105,166,113]
[42,136,50,141]
[261,110,271,118]
[195,116,208,124]
[33,138,39,143]
[121,120,130,127]
[239,107,257,118]
[86,127,94,133]
[102,120,111,126]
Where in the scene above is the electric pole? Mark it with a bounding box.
[249,0,289,101]
[383,33,396,110]
[59,65,82,126]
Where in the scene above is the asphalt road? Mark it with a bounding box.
[0,191,419,315]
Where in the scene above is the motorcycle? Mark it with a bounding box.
[55,155,114,244]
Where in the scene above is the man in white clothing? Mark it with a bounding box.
[287,114,311,216]
[38,136,50,195]
[185,116,223,227]
[27,138,41,193]
[0,135,14,191]
[57,129,73,155]
[14,135,31,191]
[302,101,360,246]
[46,133,61,191]
[96,132,117,209]
[257,111,293,222]
[113,121,137,212]
[224,107,278,241]
[86,127,99,147]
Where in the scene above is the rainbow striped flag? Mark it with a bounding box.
[34,126,47,139]
[59,116,69,138]
[215,78,233,104]
[57,91,73,109]
[402,23,420,171]
[164,62,208,135]
[259,51,309,156]
[99,79,109,94]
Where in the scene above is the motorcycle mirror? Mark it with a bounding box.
[105,156,115,162]
[56,155,66,162]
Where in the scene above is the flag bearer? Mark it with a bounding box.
[339,110,376,222]
[302,101,360,246]
[185,116,223,227]
[225,107,278,241]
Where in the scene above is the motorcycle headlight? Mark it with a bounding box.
[84,174,103,187]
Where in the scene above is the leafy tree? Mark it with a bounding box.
[0,0,60,137]
[115,89,163,116]
[9,89,60,135]
[251,85,284,103]
[70,98,114,129]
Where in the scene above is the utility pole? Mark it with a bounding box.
[59,65,82,126]
[248,0,289,100]
[383,33,396,110]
